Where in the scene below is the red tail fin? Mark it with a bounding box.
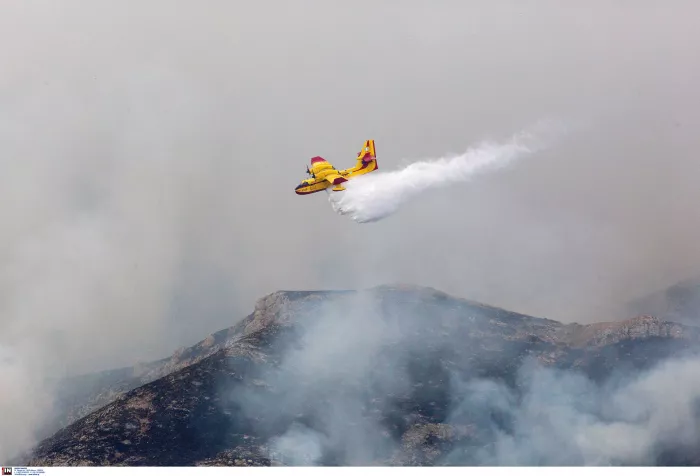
[357,140,376,163]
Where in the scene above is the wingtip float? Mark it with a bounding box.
[294,140,378,195]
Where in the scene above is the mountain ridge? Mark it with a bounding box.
[29,284,700,466]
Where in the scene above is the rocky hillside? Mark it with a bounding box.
[27,285,700,466]
[46,293,279,435]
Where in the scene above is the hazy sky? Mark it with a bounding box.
[1,0,700,376]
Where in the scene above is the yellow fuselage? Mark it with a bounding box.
[294,159,378,195]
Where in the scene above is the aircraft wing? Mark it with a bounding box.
[324,172,348,186]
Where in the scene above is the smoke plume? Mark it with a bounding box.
[446,355,700,465]
[328,122,562,223]
[227,291,700,466]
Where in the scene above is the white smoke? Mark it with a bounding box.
[328,122,563,223]
[269,423,324,466]
[446,355,700,465]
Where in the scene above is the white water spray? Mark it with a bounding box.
[328,123,561,223]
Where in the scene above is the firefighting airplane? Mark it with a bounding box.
[294,140,378,195]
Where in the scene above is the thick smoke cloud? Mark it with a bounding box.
[1,0,700,462]
[229,292,700,465]
[231,294,404,465]
[446,357,700,465]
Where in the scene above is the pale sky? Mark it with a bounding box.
[1,0,699,372]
